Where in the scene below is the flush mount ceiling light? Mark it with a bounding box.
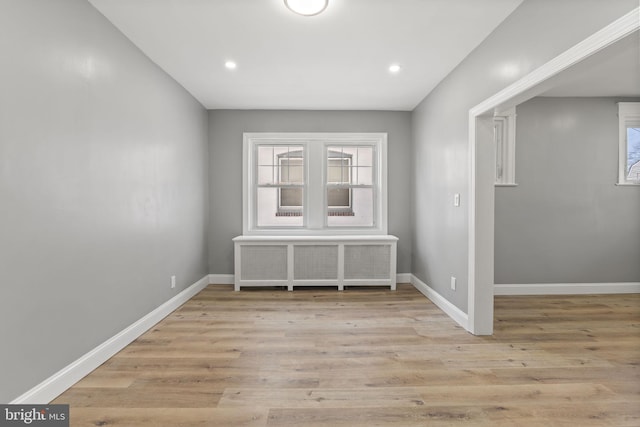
[225,60,237,70]
[284,0,329,16]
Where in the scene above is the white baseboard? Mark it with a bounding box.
[410,274,469,331]
[495,282,640,295]
[209,274,234,285]
[10,275,210,404]
[208,273,413,285]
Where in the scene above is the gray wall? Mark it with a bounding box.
[0,0,209,402]
[411,0,638,312]
[495,97,640,284]
[208,110,412,275]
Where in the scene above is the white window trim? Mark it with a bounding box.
[243,132,388,235]
[617,102,640,186]
[493,106,517,186]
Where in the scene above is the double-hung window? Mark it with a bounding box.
[618,102,640,185]
[243,133,387,235]
[257,144,306,227]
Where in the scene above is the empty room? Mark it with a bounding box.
[1,0,639,426]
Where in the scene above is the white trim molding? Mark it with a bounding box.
[410,274,469,331]
[10,275,210,404]
[467,7,640,336]
[495,282,640,296]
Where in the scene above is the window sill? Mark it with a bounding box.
[234,235,398,242]
[495,183,518,187]
[275,211,356,217]
[615,182,640,186]
[243,228,388,236]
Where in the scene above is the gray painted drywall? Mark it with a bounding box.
[495,97,640,284]
[0,0,209,402]
[411,0,638,312]
[208,110,412,275]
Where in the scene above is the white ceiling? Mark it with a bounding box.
[88,0,523,111]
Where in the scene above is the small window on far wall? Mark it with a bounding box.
[493,107,516,186]
[618,102,640,185]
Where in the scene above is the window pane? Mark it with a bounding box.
[257,145,275,166]
[328,188,350,207]
[328,158,350,184]
[258,145,304,184]
[257,187,303,227]
[280,158,304,184]
[280,188,302,207]
[258,166,274,185]
[327,187,373,227]
[354,146,373,167]
[627,127,640,181]
[327,146,374,185]
[356,166,372,185]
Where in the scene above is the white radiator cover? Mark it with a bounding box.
[233,235,398,291]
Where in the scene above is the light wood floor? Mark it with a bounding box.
[53,284,640,426]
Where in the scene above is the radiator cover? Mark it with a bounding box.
[233,235,398,291]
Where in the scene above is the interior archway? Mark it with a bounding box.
[467,8,640,335]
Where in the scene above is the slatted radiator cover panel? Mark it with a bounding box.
[240,245,287,280]
[294,245,339,280]
[344,244,390,280]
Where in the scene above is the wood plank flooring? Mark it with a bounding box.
[53,285,640,426]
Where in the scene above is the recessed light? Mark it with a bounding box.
[225,61,237,70]
[389,64,401,73]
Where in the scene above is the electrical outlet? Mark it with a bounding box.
[450,276,456,291]
[170,275,176,289]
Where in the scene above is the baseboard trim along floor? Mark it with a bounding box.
[494,282,640,295]
[410,274,469,331]
[10,275,210,404]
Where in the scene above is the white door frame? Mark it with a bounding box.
[467,8,640,335]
